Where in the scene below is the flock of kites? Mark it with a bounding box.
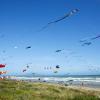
[21,8,100,74]
[0,7,100,78]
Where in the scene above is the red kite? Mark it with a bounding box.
[0,64,6,68]
[0,71,7,75]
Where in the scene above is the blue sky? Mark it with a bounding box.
[0,0,100,75]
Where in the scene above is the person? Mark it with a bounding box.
[82,82,84,86]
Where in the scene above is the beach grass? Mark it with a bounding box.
[0,79,100,100]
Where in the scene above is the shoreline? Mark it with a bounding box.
[8,78,100,93]
[8,76,100,90]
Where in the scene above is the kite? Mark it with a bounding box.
[40,9,79,31]
[55,50,62,53]
[23,69,27,72]
[80,34,100,46]
[56,65,60,69]
[55,49,75,56]
[80,39,92,46]
[82,42,92,46]
[0,64,6,68]
[26,46,31,49]
[44,67,52,70]
[54,71,58,73]
[26,65,29,68]
[91,34,100,40]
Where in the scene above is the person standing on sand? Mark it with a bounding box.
[82,82,84,86]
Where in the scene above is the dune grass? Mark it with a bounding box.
[0,79,100,100]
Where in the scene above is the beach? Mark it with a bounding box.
[6,75,100,93]
[9,75,100,90]
[0,79,100,100]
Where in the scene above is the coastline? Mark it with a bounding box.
[8,76,100,89]
[3,78,100,93]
